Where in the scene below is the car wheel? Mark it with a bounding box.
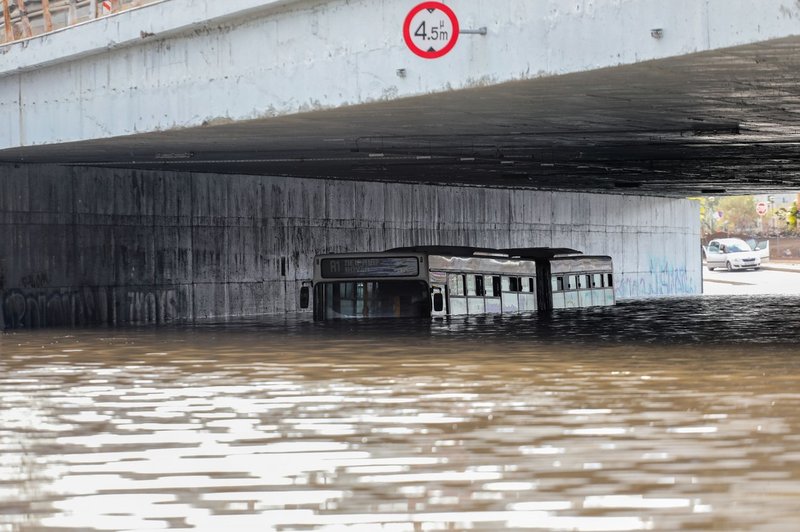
[707,265,715,271]
[726,261,733,271]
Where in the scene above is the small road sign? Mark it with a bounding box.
[756,201,768,216]
[403,2,459,59]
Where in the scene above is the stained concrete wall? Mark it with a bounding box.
[0,163,699,328]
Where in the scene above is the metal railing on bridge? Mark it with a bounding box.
[1,0,160,44]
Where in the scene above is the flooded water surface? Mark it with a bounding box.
[2,296,800,531]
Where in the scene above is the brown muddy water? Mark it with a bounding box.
[2,296,800,531]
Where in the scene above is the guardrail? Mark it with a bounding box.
[1,0,160,44]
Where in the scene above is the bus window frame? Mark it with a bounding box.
[492,276,502,297]
[475,275,486,297]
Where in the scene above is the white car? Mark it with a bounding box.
[706,238,761,271]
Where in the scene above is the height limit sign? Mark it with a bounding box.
[403,2,459,59]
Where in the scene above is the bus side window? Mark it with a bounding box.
[520,277,532,292]
[576,276,582,289]
[502,276,511,292]
[585,275,592,289]
[567,275,577,290]
[475,275,485,297]
[466,275,477,296]
[593,274,602,288]
[556,276,564,291]
[551,277,559,293]
[449,274,464,296]
[509,277,521,292]
[606,273,614,287]
[492,276,502,297]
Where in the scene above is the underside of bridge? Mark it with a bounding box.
[3,36,800,197]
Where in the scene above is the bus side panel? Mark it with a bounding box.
[429,271,448,284]
[502,293,519,312]
[578,290,592,308]
[313,284,324,320]
[485,298,502,313]
[519,293,536,311]
[467,298,485,315]
[449,297,468,315]
[564,291,579,308]
[604,288,615,306]
[590,289,602,307]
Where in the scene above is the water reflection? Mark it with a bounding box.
[2,296,800,530]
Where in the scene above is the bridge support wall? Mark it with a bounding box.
[0,164,699,328]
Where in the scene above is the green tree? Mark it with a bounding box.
[775,202,798,233]
[690,196,720,236]
[717,196,759,234]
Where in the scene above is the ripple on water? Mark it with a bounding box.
[1,295,800,530]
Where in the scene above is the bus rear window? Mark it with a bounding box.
[319,280,429,319]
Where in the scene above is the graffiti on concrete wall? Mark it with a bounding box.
[21,272,50,289]
[124,289,179,324]
[2,288,108,328]
[616,257,698,298]
[2,287,182,329]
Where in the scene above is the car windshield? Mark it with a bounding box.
[726,241,752,252]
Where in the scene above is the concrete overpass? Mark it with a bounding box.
[1,0,799,327]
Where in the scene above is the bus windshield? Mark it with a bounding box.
[319,280,430,319]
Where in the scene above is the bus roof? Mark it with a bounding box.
[386,246,582,259]
[550,255,613,274]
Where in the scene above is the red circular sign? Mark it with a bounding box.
[756,201,768,216]
[403,2,459,59]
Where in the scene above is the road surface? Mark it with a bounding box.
[703,262,800,295]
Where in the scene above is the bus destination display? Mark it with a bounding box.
[321,257,419,278]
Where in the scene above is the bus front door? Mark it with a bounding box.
[430,285,448,317]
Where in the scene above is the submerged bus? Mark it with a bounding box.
[301,246,614,320]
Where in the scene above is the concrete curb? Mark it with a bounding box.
[760,263,800,273]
